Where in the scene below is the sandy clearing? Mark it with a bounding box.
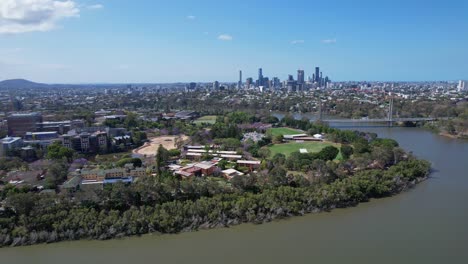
[133,135,188,156]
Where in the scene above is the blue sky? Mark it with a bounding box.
[0,0,467,83]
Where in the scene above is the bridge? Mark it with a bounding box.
[323,117,442,123]
[317,96,451,126]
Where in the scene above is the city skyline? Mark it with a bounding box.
[0,0,467,83]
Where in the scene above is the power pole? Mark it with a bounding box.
[318,99,323,121]
[388,96,394,127]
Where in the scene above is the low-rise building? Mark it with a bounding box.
[236,160,261,171]
[0,136,23,156]
[222,168,244,180]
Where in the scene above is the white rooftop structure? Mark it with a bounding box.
[283,134,308,139]
[237,160,261,165]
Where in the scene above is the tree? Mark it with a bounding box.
[258,147,271,160]
[353,139,370,154]
[272,134,284,144]
[116,158,142,168]
[132,131,147,146]
[46,142,74,161]
[45,160,69,188]
[316,146,339,161]
[156,145,169,175]
[218,159,229,170]
[272,153,286,166]
[6,192,36,216]
[268,166,287,186]
[340,145,354,160]
[124,112,139,129]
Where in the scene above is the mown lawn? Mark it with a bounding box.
[267,127,303,136]
[268,141,342,160]
[194,115,217,124]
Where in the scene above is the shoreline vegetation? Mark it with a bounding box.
[0,116,431,248]
[0,159,430,248]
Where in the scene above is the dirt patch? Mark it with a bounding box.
[133,135,188,156]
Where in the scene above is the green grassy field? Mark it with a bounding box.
[268,141,342,160]
[267,127,303,136]
[194,115,217,124]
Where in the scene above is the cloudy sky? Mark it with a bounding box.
[0,0,467,83]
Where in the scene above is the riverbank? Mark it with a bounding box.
[0,158,430,248]
[3,126,467,264]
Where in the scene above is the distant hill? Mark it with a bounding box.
[0,79,49,89]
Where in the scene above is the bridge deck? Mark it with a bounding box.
[323,117,444,123]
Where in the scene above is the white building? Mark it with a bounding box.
[0,137,23,157]
[458,80,467,92]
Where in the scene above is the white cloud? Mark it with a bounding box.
[218,34,233,41]
[87,4,103,10]
[322,38,337,44]
[0,0,79,34]
[186,15,195,20]
[290,40,304,44]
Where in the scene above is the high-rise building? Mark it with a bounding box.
[213,81,220,90]
[315,67,320,83]
[246,77,253,88]
[258,68,264,86]
[188,82,196,90]
[297,70,305,84]
[272,77,281,89]
[238,70,242,89]
[7,112,43,137]
[458,80,467,92]
[287,75,297,92]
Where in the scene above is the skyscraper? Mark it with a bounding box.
[458,80,467,92]
[246,77,253,88]
[315,67,320,83]
[213,81,219,90]
[297,70,305,84]
[238,70,242,89]
[258,68,264,86]
[287,75,297,92]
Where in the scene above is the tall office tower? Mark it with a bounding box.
[297,69,305,84]
[246,77,253,88]
[287,75,297,92]
[263,77,270,88]
[312,74,316,83]
[238,70,242,89]
[188,82,196,90]
[320,72,323,86]
[272,77,281,89]
[458,80,467,92]
[315,67,320,83]
[258,68,264,86]
[213,81,220,90]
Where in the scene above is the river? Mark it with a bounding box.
[1,127,467,263]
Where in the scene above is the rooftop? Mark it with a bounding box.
[1,137,22,144]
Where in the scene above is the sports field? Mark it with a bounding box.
[267,127,303,136]
[268,141,342,160]
[193,115,217,124]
